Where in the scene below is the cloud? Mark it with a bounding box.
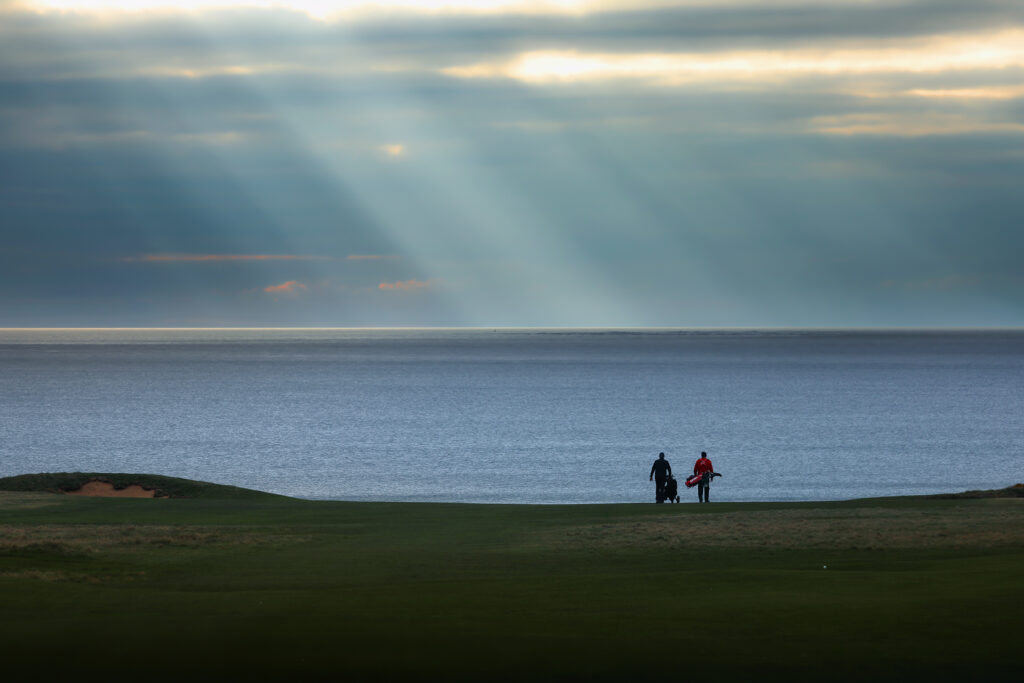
[123,254,325,262]
[264,280,308,293]
[807,113,1024,137]
[3,128,252,151]
[347,254,400,260]
[882,275,978,291]
[16,0,599,21]
[23,0,855,23]
[904,85,1024,100]
[135,65,263,79]
[7,3,1024,85]
[378,278,434,291]
[442,30,1024,85]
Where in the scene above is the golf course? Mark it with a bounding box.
[1,473,1021,681]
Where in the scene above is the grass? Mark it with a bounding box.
[0,480,1021,681]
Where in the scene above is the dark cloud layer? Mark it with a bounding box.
[6,3,1024,56]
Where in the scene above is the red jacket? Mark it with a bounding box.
[693,457,714,476]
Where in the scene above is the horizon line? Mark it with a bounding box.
[1,325,1022,332]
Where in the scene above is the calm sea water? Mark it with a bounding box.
[1,328,1021,503]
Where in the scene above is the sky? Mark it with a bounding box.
[1,0,1023,327]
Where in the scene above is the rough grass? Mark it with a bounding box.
[0,485,1021,682]
[0,523,306,555]
[0,491,61,510]
[548,499,1024,551]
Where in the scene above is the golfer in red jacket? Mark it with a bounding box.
[693,451,714,503]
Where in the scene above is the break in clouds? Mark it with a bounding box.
[1,1,1023,326]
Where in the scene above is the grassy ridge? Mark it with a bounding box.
[0,487,1021,681]
[0,472,288,499]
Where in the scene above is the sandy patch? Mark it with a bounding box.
[63,480,166,498]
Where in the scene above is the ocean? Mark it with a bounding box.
[1,328,1021,503]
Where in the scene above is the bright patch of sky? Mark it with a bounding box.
[1,0,1022,326]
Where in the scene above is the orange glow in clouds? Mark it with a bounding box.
[379,144,406,157]
[264,280,307,293]
[124,253,316,262]
[378,279,431,291]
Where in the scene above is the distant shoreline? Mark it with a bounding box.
[1,472,1021,503]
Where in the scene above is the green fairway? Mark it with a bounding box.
[1,480,1021,682]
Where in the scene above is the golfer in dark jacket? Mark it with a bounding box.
[649,452,672,503]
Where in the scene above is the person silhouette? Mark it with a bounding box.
[649,452,672,503]
[693,451,714,503]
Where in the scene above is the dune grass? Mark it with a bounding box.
[0,485,1021,681]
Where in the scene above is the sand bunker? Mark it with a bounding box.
[63,480,167,498]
